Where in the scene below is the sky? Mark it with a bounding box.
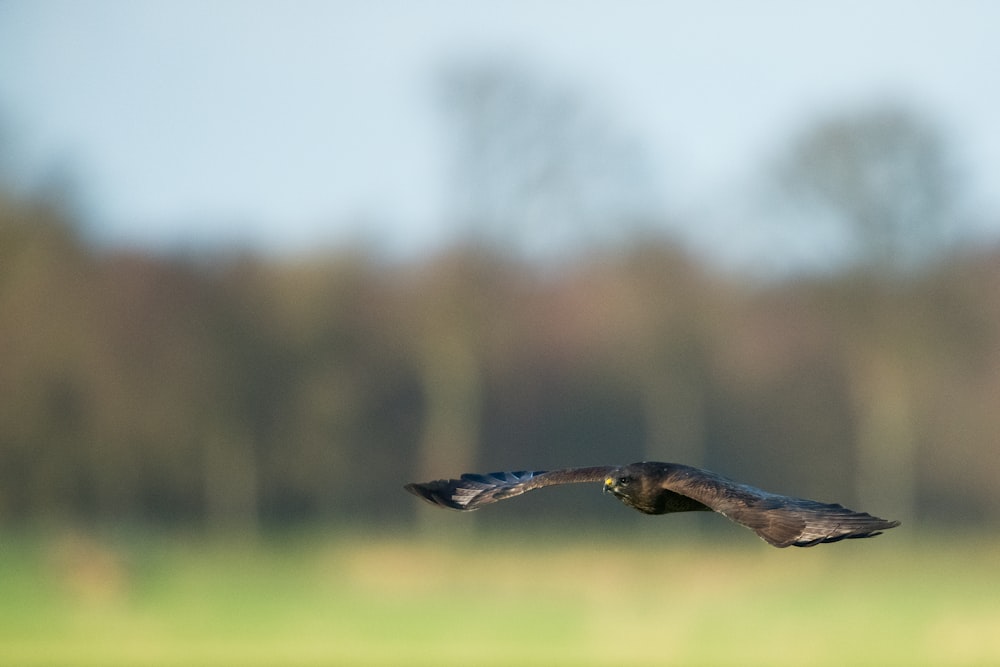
[1,1,998,271]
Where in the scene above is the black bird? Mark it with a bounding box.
[405,461,900,548]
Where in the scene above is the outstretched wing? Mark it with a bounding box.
[661,464,901,547]
[405,466,615,511]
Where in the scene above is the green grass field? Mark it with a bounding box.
[1,527,997,666]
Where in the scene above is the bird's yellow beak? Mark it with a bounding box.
[604,477,614,493]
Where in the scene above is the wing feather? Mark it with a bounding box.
[405,466,615,511]
[660,464,901,547]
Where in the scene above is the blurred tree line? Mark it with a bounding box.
[1,187,998,532]
[2,60,998,533]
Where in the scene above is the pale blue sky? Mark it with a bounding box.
[1,1,998,270]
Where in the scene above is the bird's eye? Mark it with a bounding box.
[618,476,631,486]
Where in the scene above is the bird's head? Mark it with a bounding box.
[604,462,665,514]
[603,471,632,497]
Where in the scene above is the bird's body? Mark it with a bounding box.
[405,461,900,548]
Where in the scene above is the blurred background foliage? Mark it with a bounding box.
[1,73,998,537]
[4,9,999,663]
[0,9,1000,667]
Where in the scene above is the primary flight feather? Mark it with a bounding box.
[405,461,900,548]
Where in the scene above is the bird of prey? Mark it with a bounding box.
[405,461,900,548]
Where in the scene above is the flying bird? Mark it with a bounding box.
[405,461,900,548]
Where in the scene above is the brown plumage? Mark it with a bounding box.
[405,461,900,548]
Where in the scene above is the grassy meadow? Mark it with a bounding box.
[1,527,997,666]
